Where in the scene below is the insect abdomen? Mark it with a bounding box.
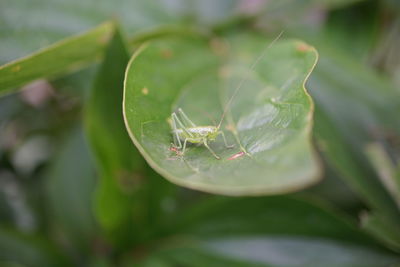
[175,126,217,142]
[188,126,216,135]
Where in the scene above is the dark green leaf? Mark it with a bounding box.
[175,196,377,246]
[84,29,142,245]
[365,143,400,208]
[361,212,400,252]
[85,29,175,246]
[157,236,399,267]
[309,44,400,225]
[0,0,177,63]
[313,104,399,221]
[154,245,268,267]
[124,33,320,195]
[0,226,70,267]
[147,196,399,267]
[45,127,96,252]
[316,0,366,9]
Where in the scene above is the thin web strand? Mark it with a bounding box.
[217,31,284,129]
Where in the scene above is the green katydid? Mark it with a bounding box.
[170,108,233,159]
[170,32,283,159]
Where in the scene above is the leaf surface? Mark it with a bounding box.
[45,127,96,252]
[84,29,143,245]
[144,196,399,267]
[85,30,175,246]
[309,43,400,225]
[158,237,399,267]
[124,34,319,195]
[0,226,70,267]
[0,22,114,95]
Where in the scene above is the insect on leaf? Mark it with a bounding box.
[123,33,320,196]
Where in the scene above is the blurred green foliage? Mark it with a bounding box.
[1,0,400,266]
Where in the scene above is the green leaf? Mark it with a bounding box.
[123,33,320,196]
[174,196,377,246]
[309,44,400,225]
[319,2,379,60]
[365,143,400,208]
[152,246,268,267]
[361,212,400,252]
[145,196,398,267]
[0,0,370,65]
[0,226,70,267]
[51,66,98,98]
[85,29,175,246]
[313,105,399,219]
[45,127,96,252]
[252,0,367,34]
[0,22,114,96]
[156,237,399,267]
[84,29,142,245]
[0,1,173,63]
[316,0,366,9]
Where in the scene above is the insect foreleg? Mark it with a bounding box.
[219,131,234,148]
[203,139,220,160]
[178,108,196,127]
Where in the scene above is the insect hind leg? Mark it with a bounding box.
[203,139,221,160]
[219,131,234,148]
[177,108,196,127]
[171,112,183,149]
[172,112,193,138]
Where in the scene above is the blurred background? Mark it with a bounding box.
[0,0,400,266]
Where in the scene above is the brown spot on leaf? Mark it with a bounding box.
[296,42,312,52]
[218,66,230,78]
[11,65,21,72]
[116,170,144,193]
[210,38,229,56]
[142,87,149,95]
[160,49,173,59]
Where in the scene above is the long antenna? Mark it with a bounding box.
[217,31,284,129]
